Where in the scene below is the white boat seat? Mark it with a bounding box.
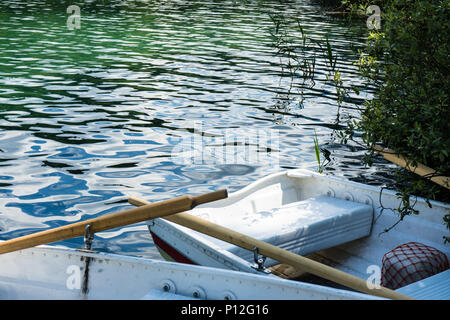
[222,196,374,266]
[396,269,450,300]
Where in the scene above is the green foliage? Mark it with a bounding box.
[357,0,449,175]
[268,14,318,108]
[344,0,450,242]
[314,130,323,174]
[268,1,449,242]
[341,0,384,14]
[317,0,385,15]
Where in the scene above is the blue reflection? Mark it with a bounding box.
[49,146,146,160]
[123,139,162,145]
[25,145,42,153]
[6,189,123,218]
[0,188,13,198]
[96,170,148,178]
[18,172,88,200]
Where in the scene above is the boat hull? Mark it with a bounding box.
[0,243,375,300]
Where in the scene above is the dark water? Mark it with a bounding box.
[0,0,394,258]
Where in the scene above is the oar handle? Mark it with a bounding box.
[190,189,228,207]
[0,190,227,255]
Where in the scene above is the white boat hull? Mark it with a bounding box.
[0,244,376,300]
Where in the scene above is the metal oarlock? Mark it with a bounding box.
[84,224,94,251]
[252,246,269,273]
[82,224,94,296]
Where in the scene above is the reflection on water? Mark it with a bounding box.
[0,0,395,258]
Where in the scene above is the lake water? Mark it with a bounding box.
[0,0,395,258]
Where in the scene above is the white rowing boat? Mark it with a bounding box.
[146,169,450,300]
[0,243,376,300]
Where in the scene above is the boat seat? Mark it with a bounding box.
[396,269,450,300]
[223,195,374,266]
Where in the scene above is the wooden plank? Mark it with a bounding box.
[373,145,449,189]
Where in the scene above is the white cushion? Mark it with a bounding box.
[224,196,374,266]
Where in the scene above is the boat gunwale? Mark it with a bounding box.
[0,242,380,300]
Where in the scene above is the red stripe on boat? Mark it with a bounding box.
[150,231,197,265]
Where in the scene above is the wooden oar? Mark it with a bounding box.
[373,145,450,190]
[129,196,413,300]
[0,189,227,255]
